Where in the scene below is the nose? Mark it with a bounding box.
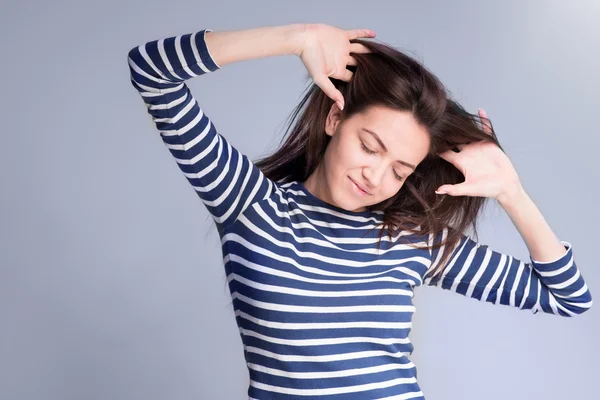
[363,162,387,189]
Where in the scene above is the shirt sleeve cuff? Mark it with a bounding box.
[529,240,573,271]
[196,29,222,70]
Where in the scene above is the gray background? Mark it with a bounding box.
[1,0,598,399]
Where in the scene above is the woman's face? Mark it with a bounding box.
[308,104,431,213]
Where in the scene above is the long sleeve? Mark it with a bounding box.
[127,29,275,233]
[423,227,593,317]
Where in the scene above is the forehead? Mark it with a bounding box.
[353,105,431,163]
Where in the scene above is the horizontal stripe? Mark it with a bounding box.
[128,28,593,400]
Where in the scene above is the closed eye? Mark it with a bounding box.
[360,142,376,154]
[360,142,404,181]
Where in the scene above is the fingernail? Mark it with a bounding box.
[337,101,344,110]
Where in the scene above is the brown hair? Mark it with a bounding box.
[252,38,505,283]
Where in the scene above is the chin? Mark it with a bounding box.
[344,197,370,213]
[332,194,358,212]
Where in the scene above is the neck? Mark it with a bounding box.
[303,166,329,201]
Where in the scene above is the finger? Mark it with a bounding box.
[347,29,376,40]
[346,55,358,66]
[478,108,492,135]
[337,69,354,82]
[315,75,345,110]
[438,149,460,165]
[349,43,372,54]
[436,183,469,196]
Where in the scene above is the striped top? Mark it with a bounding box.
[127,29,592,400]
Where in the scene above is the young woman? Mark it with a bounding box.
[127,23,592,400]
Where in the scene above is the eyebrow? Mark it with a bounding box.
[361,128,417,170]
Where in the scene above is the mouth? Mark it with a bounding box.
[349,176,371,195]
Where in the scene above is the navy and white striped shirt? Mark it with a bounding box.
[127,29,592,400]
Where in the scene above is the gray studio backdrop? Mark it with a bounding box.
[1,1,598,399]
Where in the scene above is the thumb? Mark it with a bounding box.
[436,182,471,196]
[438,149,459,164]
[317,76,344,110]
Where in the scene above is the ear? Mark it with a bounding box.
[324,102,343,137]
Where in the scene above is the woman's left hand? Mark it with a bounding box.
[435,108,523,201]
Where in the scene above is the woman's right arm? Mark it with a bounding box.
[204,24,375,109]
[203,24,307,67]
[126,25,306,233]
[127,24,373,232]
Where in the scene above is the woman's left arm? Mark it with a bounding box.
[430,108,592,316]
[436,108,574,263]
[496,185,569,263]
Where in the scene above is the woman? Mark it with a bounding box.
[127,23,592,400]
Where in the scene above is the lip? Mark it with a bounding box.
[349,177,371,195]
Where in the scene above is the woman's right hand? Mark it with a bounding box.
[294,23,376,111]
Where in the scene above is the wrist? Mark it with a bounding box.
[284,23,309,57]
[497,183,526,207]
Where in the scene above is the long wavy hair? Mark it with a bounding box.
[250,37,505,284]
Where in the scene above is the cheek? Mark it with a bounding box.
[380,182,403,200]
[331,135,361,167]
[347,149,365,166]
[324,137,354,179]
[345,139,368,165]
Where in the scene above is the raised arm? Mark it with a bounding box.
[424,226,592,317]
[126,25,304,232]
